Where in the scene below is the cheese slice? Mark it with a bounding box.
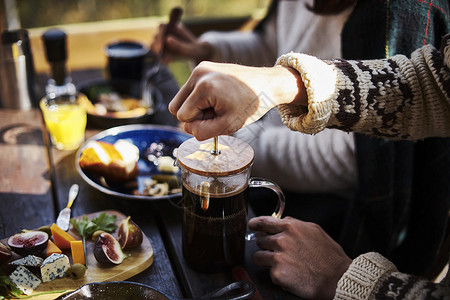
[40,253,70,282]
[9,255,44,267]
[9,266,41,295]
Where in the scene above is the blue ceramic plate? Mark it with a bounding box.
[76,124,191,201]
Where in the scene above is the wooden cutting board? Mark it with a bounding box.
[1,210,154,300]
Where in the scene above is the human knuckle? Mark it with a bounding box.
[280,220,296,233]
[196,61,213,71]
[270,265,288,287]
[271,251,285,265]
[270,267,282,283]
[196,77,213,89]
[308,222,323,232]
[271,235,285,248]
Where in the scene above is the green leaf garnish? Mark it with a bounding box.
[0,273,22,299]
[70,212,117,239]
[69,212,118,267]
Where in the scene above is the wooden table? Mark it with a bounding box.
[0,67,299,299]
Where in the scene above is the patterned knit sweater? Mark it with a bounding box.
[276,35,450,299]
[276,34,450,141]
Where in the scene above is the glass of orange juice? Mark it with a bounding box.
[40,93,87,150]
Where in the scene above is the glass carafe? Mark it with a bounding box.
[177,135,285,273]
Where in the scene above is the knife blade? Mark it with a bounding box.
[56,184,79,231]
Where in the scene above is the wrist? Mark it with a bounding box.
[284,66,307,106]
[266,66,307,107]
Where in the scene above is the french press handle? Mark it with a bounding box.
[245,177,286,241]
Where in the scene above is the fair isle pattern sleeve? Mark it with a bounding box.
[275,35,450,141]
[335,252,450,300]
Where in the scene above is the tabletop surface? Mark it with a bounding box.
[0,67,299,299]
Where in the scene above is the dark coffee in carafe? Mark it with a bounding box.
[182,183,248,273]
[177,136,285,274]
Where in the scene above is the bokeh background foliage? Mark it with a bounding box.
[17,0,269,28]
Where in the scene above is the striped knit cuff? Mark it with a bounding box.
[275,52,338,134]
[335,252,398,300]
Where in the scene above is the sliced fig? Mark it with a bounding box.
[7,230,49,256]
[94,232,127,265]
[118,216,143,250]
[37,226,52,237]
[0,241,12,265]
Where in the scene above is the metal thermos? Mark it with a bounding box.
[0,29,38,110]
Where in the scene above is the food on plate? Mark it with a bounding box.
[70,212,118,242]
[134,154,182,196]
[79,91,148,118]
[9,265,41,295]
[50,223,76,250]
[71,212,119,267]
[1,212,149,298]
[118,216,143,250]
[157,156,179,173]
[40,253,70,282]
[91,230,106,242]
[70,240,85,265]
[67,263,86,280]
[7,230,49,256]
[94,232,127,265]
[0,241,12,264]
[137,175,181,196]
[9,255,43,268]
[79,140,139,182]
[46,240,62,257]
[141,179,169,196]
[37,225,52,237]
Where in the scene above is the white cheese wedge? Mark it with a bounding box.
[9,266,41,295]
[9,255,44,267]
[40,253,70,282]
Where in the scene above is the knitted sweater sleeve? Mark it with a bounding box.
[335,252,450,299]
[275,34,450,141]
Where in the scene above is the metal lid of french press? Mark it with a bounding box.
[177,135,254,177]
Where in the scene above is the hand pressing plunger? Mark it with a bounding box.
[168,62,306,141]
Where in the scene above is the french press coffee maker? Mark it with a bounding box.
[177,135,285,273]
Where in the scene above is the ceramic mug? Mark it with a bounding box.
[104,40,149,82]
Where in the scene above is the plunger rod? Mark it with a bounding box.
[211,136,221,155]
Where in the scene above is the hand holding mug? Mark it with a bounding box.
[248,216,352,299]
